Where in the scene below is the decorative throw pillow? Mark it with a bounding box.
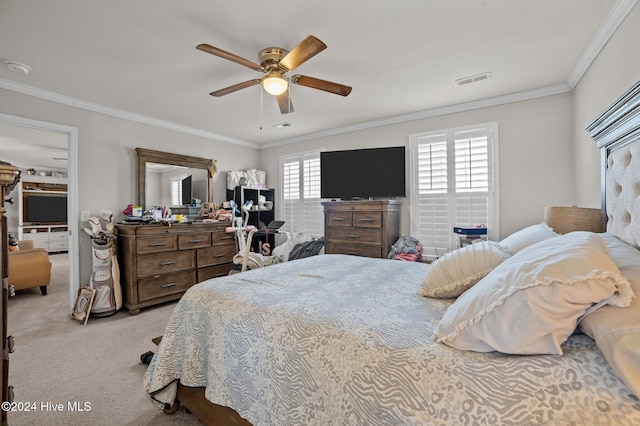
[579,233,640,397]
[433,231,633,355]
[498,222,557,255]
[419,240,510,298]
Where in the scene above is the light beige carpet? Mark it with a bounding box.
[7,252,202,426]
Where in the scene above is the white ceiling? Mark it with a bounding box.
[0,0,632,152]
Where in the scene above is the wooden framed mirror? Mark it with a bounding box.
[136,148,217,210]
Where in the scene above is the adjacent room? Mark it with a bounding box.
[1,0,639,424]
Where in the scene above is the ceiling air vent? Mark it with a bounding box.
[456,72,492,87]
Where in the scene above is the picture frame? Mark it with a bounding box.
[72,286,96,325]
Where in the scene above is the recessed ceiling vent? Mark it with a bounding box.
[456,72,492,87]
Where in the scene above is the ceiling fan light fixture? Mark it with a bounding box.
[262,74,288,96]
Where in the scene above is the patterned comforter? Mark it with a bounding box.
[144,254,640,425]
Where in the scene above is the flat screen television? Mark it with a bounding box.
[320,146,406,199]
[181,175,192,206]
[26,195,67,223]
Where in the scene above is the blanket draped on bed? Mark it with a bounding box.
[144,254,640,425]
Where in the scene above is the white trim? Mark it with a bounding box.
[0,113,80,313]
[567,0,638,88]
[0,78,258,149]
[262,84,570,149]
[0,0,632,151]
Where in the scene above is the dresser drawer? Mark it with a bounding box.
[136,235,178,254]
[353,212,381,227]
[325,227,382,245]
[325,243,383,258]
[137,250,195,278]
[213,230,236,245]
[197,244,237,268]
[178,232,212,250]
[137,270,195,302]
[326,212,353,227]
[197,264,233,282]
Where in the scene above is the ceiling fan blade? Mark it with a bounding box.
[276,91,294,114]
[196,44,262,71]
[290,75,352,97]
[279,35,327,72]
[210,79,261,97]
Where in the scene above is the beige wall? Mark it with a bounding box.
[260,93,575,240]
[0,88,260,283]
[573,4,640,207]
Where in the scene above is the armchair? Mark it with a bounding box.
[7,240,51,295]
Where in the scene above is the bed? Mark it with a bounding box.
[144,81,640,425]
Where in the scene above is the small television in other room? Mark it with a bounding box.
[181,175,192,206]
[320,146,406,199]
[26,195,68,223]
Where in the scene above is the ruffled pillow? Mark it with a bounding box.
[433,232,633,355]
[499,222,557,255]
[419,241,510,298]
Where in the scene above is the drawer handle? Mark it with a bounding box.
[214,254,226,258]
[221,236,234,240]
[188,239,203,243]
[149,242,167,247]
[160,261,177,266]
[7,335,15,353]
[214,273,227,278]
[161,282,177,288]
[345,251,359,255]
[358,218,375,222]
[332,218,346,222]
[345,235,360,239]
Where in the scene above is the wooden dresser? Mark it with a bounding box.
[116,222,236,315]
[322,200,400,259]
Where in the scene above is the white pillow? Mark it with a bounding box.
[499,223,557,255]
[434,232,633,355]
[579,233,640,397]
[419,241,510,298]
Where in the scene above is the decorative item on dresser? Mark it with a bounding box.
[322,199,400,258]
[116,222,235,315]
[0,162,21,426]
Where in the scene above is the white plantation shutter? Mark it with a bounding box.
[411,123,498,260]
[281,151,324,236]
[170,175,188,206]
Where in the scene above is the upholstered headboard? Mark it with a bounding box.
[587,80,640,248]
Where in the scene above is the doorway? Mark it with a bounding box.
[0,113,79,311]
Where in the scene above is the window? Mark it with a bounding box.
[170,174,188,206]
[410,123,499,260]
[280,151,324,236]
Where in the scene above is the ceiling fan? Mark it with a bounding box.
[196,35,352,114]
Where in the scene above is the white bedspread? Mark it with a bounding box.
[144,254,640,425]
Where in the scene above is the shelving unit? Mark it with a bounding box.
[226,186,276,252]
[17,174,69,253]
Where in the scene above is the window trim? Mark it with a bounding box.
[279,148,325,236]
[409,122,500,253]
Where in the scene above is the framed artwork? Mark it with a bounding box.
[72,286,96,325]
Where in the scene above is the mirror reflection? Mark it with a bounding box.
[145,163,208,208]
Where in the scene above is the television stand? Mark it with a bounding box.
[322,199,400,259]
[19,224,69,253]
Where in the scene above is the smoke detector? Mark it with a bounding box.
[456,71,491,87]
[5,60,32,74]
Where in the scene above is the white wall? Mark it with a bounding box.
[573,4,640,207]
[260,92,576,239]
[0,88,260,283]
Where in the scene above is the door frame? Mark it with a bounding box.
[0,113,79,312]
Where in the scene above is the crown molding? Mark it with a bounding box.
[0,78,258,149]
[566,0,638,89]
[0,0,634,151]
[261,83,572,149]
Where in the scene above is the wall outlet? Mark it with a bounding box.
[81,210,91,222]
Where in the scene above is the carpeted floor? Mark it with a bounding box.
[6,252,202,425]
